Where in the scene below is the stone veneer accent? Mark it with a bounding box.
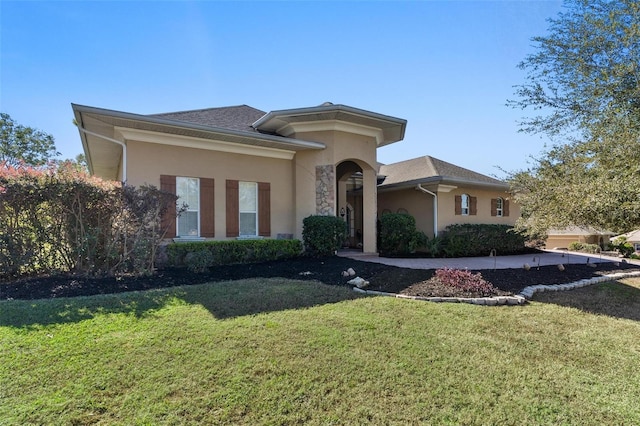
[353,270,640,305]
[315,165,335,215]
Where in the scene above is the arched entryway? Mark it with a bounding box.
[336,160,366,249]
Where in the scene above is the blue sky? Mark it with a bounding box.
[1,0,562,177]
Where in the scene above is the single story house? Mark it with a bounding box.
[72,102,518,253]
[545,226,616,249]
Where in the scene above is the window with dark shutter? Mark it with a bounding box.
[258,182,271,237]
[491,199,498,216]
[160,175,177,238]
[226,180,239,237]
[469,196,477,216]
[200,178,215,237]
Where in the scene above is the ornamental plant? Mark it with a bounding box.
[0,161,177,279]
[434,268,498,297]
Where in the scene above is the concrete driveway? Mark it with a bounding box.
[338,249,636,270]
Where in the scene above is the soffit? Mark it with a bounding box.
[253,104,407,147]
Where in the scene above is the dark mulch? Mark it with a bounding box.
[2,256,640,301]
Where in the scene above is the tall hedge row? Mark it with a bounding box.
[0,162,176,279]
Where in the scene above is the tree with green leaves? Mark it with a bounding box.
[508,0,640,236]
[0,112,59,167]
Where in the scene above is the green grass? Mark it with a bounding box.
[2,277,640,425]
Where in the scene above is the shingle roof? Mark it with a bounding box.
[149,105,267,133]
[611,229,640,242]
[378,155,505,188]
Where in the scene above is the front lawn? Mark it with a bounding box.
[2,277,640,424]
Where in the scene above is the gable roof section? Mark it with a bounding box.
[150,105,267,133]
[378,155,508,191]
[72,103,325,180]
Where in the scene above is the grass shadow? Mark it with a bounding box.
[179,278,365,320]
[0,278,365,328]
[531,279,640,322]
[0,289,183,329]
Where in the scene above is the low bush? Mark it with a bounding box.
[378,213,426,257]
[611,236,634,258]
[434,268,498,296]
[439,224,527,257]
[302,215,347,257]
[167,238,302,267]
[568,242,600,254]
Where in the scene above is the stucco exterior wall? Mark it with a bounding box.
[545,235,603,249]
[378,189,435,238]
[291,129,379,252]
[437,188,519,232]
[125,140,295,239]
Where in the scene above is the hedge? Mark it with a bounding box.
[439,224,527,257]
[166,238,302,268]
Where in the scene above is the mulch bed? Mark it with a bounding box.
[2,256,640,301]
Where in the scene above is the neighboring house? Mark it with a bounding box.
[610,230,640,252]
[73,102,406,253]
[375,156,519,238]
[545,226,615,249]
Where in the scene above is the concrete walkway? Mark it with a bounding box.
[338,249,638,270]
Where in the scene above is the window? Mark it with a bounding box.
[496,197,504,217]
[160,175,214,239]
[177,177,200,237]
[226,180,270,238]
[461,194,470,215]
[239,181,258,236]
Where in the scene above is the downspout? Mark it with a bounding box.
[416,184,438,237]
[76,126,127,183]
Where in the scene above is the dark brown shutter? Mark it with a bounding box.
[504,199,510,217]
[454,195,462,215]
[491,199,497,216]
[226,180,239,237]
[258,182,271,237]
[470,196,477,216]
[160,175,176,238]
[200,178,215,238]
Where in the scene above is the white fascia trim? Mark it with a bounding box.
[115,127,295,160]
[277,120,384,145]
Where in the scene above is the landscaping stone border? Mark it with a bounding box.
[353,270,640,306]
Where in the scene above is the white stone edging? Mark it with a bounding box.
[352,271,640,306]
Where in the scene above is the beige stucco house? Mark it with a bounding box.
[545,226,615,249]
[72,102,518,253]
[73,102,406,253]
[376,156,519,238]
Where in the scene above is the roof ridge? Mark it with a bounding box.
[149,104,264,116]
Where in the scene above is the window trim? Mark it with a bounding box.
[461,193,470,216]
[176,176,200,238]
[239,181,258,237]
[496,197,504,217]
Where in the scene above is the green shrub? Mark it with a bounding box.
[185,250,214,273]
[424,235,444,258]
[167,238,302,267]
[568,241,584,251]
[439,224,527,258]
[379,213,426,257]
[611,236,634,258]
[0,162,176,279]
[302,215,347,257]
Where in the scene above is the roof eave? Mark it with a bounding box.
[378,176,510,192]
[71,103,326,151]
